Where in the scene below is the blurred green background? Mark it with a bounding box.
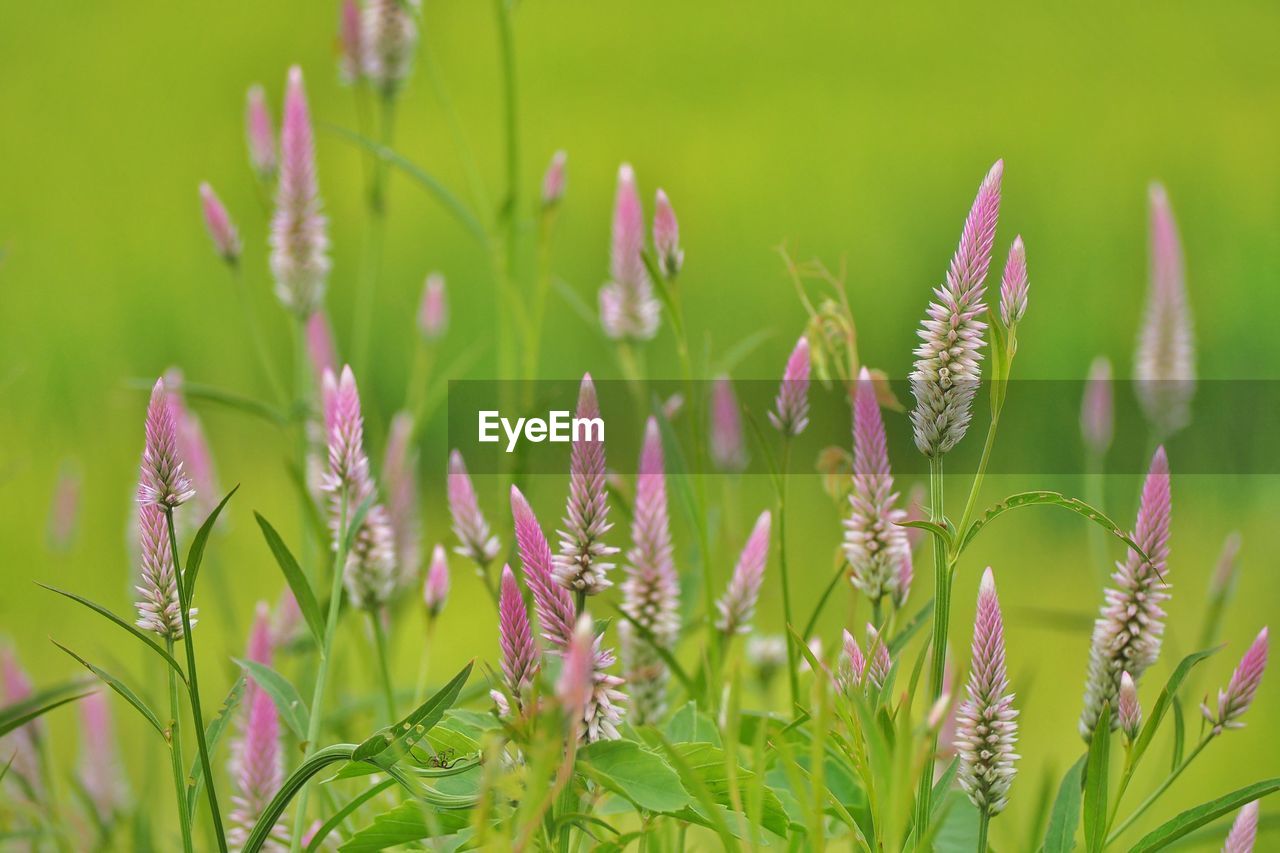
[2,0,1278,848]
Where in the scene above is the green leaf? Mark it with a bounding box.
[933,792,981,853]
[342,494,377,556]
[352,661,473,769]
[671,742,789,838]
[304,778,395,852]
[183,485,239,602]
[959,491,1149,562]
[243,744,358,853]
[651,733,740,851]
[131,378,288,426]
[1082,703,1112,853]
[51,641,165,738]
[338,800,472,852]
[1132,646,1216,772]
[1043,755,1087,853]
[38,584,187,685]
[1171,697,1185,771]
[253,513,325,645]
[0,679,92,737]
[930,757,961,821]
[1130,778,1280,852]
[187,675,246,818]
[579,739,692,813]
[234,659,309,740]
[897,518,954,549]
[665,702,722,747]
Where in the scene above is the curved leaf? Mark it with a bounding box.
[1130,778,1280,852]
[579,739,691,813]
[38,584,187,685]
[1131,647,1217,772]
[338,800,472,852]
[352,661,473,769]
[52,640,164,738]
[0,679,92,737]
[242,744,358,853]
[304,778,395,853]
[253,513,325,645]
[183,484,239,602]
[897,518,954,549]
[959,492,1148,562]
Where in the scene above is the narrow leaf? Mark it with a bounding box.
[1132,646,1216,771]
[51,641,165,738]
[304,778,396,852]
[242,744,357,853]
[1082,703,1112,853]
[897,518,954,549]
[352,661,473,769]
[1130,778,1280,852]
[0,681,92,737]
[253,513,325,645]
[38,584,187,685]
[188,675,246,818]
[1043,755,1087,853]
[960,491,1148,562]
[183,485,239,602]
[1171,697,1185,771]
[235,659,309,740]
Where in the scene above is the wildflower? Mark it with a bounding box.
[383,412,421,587]
[1118,671,1141,741]
[138,378,195,509]
[956,567,1019,817]
[165,370,221,525]
[998,235,1028,328]
[541,150,567,209]
[229,604,287,850]
[417,273,448,340]
[599,163,659,340]
[839,624,891,693]
[620,418,681,724]
[768,336,811,436]
[652,189,683,278]
[557,615,594,727]
[1222,801,1259,853]
[78,690,129,822]
[338,0,363,85]
[321,366,370,492]
[909,160,1003,457]
[839,629,866,693]
[1203,627,1269,735]
[554,374,618,596]
[491,564,537,716]
[1135,183,1195,438]
[273,588,302,646]
[135,502,191,639]
[362,0,419,97]
[511,486,576,649]
[199,182,241,264]
[245,85,276,180]
[1080,356,1114,457]
[270,66,330,318]
[844,368,909,606]
[715,510,772,635]
[448,450,500,566]
[0,646,42,798]
[423,545,449,619]
[896,551,914,609]
[709,375,748,473]
[47,462,80,552]
[1079,447,1171,740]
[865,624,891,690]
[305,312,339,384]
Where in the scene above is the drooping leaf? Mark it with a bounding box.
[133,378,287,426]
[0,678,92,737]
[1043,754,1087,853]
[579,739,692,813]
[338,800,473,852]
[351,661,473,769]
[183,485,239,602]
[1082,704,1112,853]
[187,674,246,818]
[52,641,164,738]
[960,491,1148,562]
[38,584,187,685]
[235,658,309,740]
[1130,778,1280,852]
[253,513,325,645]
[1171,697,1185,771]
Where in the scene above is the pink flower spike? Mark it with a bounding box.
[999,235,1028,328]
[1118,672,1142,741]
[554,374,618,596]
[1,646,43,797]
[228,604,287,849]
[270,66,330,318]
[541,150,567,209]
[557,615,595,727]
[164,369,221,527]
[305,312,339,385]
[865,624,892,691]
[1223,801,1259,853]
[1204,627,1269,734]
[956,567,1019,817]
[1080,356,1114,457]
[135,502,192,639]
[423,545,449,618]
[245,84,277,180]
[839,629,866,693]
[448,450,500,566]
[338,0,363,84]
[199,182,241,264]
[492,564,538,716]
[769,336,811,436]
[383,412,421,587]
[709,375,748,473]
[715,510,773,635]
[417,273,448,340]
[652,189,683,278]
[321,366,368,493]
[138,378,195,509]
[78,690,128,821]
[599,163,659,340]
[511,485,576,650]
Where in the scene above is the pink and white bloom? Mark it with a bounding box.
[448,450,500,566]
[554,374,617,596]
[199,182,241,264]
[164,369,221,526]
[245,85,277,180]
[423,545,449,619]
[1081,356,1114,457]
[541,150,567,209]
[491,565,538,716]
[228,604,287,850]
[417,273,448,340]
[1203,627,1269,735]
[511,486,576,650]
[998,235,1028,328]
[1223,801,1259,853]
[599,163,659,340]
[1118,671,1142,741]
[715,511,772,635]
[78,690,129,821]
[768,336,811,436]
[138,378,195,509]
[135,501,192,639]
[338,0,363,84]
[652,189,683,278]
[709,375,748,473]
[1,646,43,798]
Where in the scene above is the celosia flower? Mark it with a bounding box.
[362,0,419,97]
[245,85,276,180]
[838,629,867,694]
[270,66,330,318]
[1135,183,1196,438]
[844,368,909,605]
[1118,671,1141,741]
[138,378,195,509]
[709,375,748,473]
[840,625,891,693]
[417,273,447,340]
[47,462,80,552]
[910,161,1003,457]
[423,545,449,619]
[557,615,594,727]
[229,604,286,850]
[956,567,1019,817]
[273,588,302,646]
[998,235,1028,328]
[165,369,220,525]
[1080,447,1171,740]
[768,336,811,436]
[620,418,681,724]
[896,551,914,609]
[322,366,369,492]
[305,312,338,385]
[383,412,421,587]
[1222,801,1259,853]
[338,0,363,85]
[78,690,129,821]
[1,646,42,798]
[541,150,567,209]
[449,450,500,565]
[491,564,537,716]
[1080,356,1114,457]
[199,182,241,264]
[599,163,659,340]
[511,486,576,649]
[865,624,891,690]
[652,189,683,278]
[135,502,192,639]
[715,510,773,635]
[1203,627,1269,735]
[554,374,618,596]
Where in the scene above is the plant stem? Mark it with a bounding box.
[228,264,286,406]
[955,410,1000,542]
[913,455,948,837]
[369,609,396,723]
[164,508,227,853]
[1105,735,1212,846]
[290,492,350,851]
[166,638,195,853]
[1084,450,1111,584]
[977,811,990,853]
[352,95,395,375]
[777,438,799,712]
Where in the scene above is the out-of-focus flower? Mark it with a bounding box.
[1,646,43,798]
[47,462,81,552]
[417,273,447,340]
[245,85,277,181]
[541,150,567,209]
[78,690,129,822]
[165,369,221,526]
[599,163,659,340]
[306,312,338,385]
[768,336,811,436]
[449,450,500,566]
[557,615,594,728]
[910,161,1003,457]
[1222,800,1259,853]
[554,374,617,596]
[652,189,683,278]
[1209,532,1243,599]
[382,412,421,588]
[138,378,195,509]
[338,0,363,85]
[423,545,449,619]
[709,375,748,473]
[228,604,287,850]
[1118,671,1141,741]
[362,0,420,97]
[1203,627,1269,735]
[491,565,537,717]
[199,182,242,264]
[747,634,788,690]
[1081,356,1114,458]
[715,511,772,635]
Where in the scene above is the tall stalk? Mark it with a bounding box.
[369,609,396,723]
[777,438,799,711]
[352,95,396,374]
[165,638,195,853]
[164,508,227,852]
[912,455,947,836]
[1106,736,1212,845]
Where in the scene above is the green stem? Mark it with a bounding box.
[777,438,799,712]
[1105,736,1212,846]
[290,492,350,851]
[977,811,990,853]
[955,409,1000,542]
[228,263,286,406]
[166,638,195,853]
[165,508,227,853]
[913,455,948,838]
[369,609,396,723]
[353,95,395,374]
[1084,450,1111,584]
[421,33,490,214]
